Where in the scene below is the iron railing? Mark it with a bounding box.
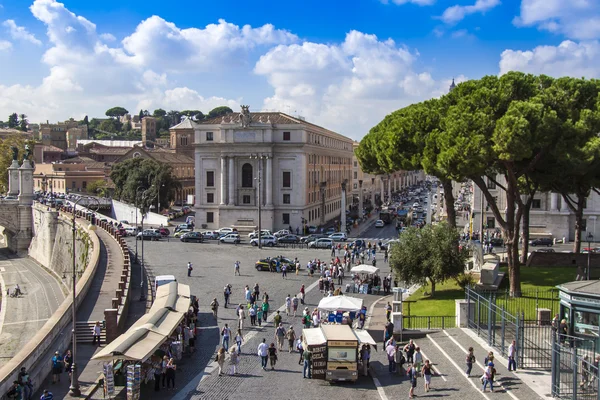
[403,315,456,330]
[551,333,599,399]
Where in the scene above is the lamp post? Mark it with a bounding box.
[70,196,98,396]
[251,154,269,249]
[157,183,165,214]
[587,232,594,281]
[139,187,153,301]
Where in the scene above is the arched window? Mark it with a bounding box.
[241,163,253,188]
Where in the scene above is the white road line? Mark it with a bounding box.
[172,278,321,400]
[364,295,387,330]
[426,334,492,400]
[442,330,520,400]
[3,318,49,326]
[372,376,390,400]
[420,349,447,382]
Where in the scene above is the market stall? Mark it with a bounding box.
[317,296,364,326]
[349,264,382,294]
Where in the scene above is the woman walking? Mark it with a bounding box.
[268,342,278,370]
[229,347,239,375]
[422,360,433,392]
[216,347,226,376]
[165,358,177,389]
[465,347,475,377]
[408,364,418,399]
[235,329,244,354]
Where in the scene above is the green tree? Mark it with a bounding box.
[207,106,233,119]
[0,135,34,192]
[18,114,28,131]
[138,109,145,121]
[110,158,181,213]
[181,110,204,121]
[86,179,109,197]
[7,113,18,128]
[152,108,167,118]
[105,107,129,118]
[122,121,132,132]
[98,118,121,133]
[389,222,467,297]
[167,110,181,127]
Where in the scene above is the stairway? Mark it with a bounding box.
[75,321,106,344]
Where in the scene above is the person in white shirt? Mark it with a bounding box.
[508,340,517,371]
[312,311,320,328]
[257,339,269,370]
[234,261,241,276]
[238,307,245,330]
[92,321,102,345]
[285,295,292,316]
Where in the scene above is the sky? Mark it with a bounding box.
[0,0,599,140]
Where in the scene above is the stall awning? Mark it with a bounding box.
[302,327,327,346]
[317,296,364,312]
[92,330,165,362]
[354,329,378,350]
[350,265,380,274]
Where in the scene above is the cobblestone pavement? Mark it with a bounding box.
[0,248,66,360]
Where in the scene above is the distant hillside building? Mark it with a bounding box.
[169,118,195,158]
[40,119,88,150]
[141,117,156,147]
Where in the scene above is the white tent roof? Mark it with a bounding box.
[351,264,380,274]
[317,296,364,312]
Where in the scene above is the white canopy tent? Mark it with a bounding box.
[351,264,380,274]
[317,296,364,312]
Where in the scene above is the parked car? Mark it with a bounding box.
[325,227,336,235]
[307,225,318,234]
[248,230,272,239]
[158,227,170,237]
[201,231,220,240]
[277,234,300,244]
[175,223,193,233]
[487,238,504,247]
[118,227,128,236]
[220,233,241,244]
[328,232,348,242]
[255,256,297,272]
[180,231,204,243]
[300,234,328,243]
[250,235,277,247]
[380,239,399,251]
[534,248,555,253]
[136,229,161,241]
[529,238,553,247]
[349,239,365,249]
[273,229,291,238]
[375,219,385,228]
[124,227,137,236]
[218,227,235,235]
[174,229,193,238]
[308,238,334,249]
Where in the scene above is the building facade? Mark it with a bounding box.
[193,109,353,231]
[33,163,106,194]
[141,117,156,146]
[40,119,88,150]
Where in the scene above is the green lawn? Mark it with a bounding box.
[406,266,576,318]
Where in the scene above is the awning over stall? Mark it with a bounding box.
[350,265,380,274]
[317,296,364,312]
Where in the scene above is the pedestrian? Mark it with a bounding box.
[384,248,388,263]
[292,295,299,316]
[385,302,392,321]
[404,340,416,363]
[238,306,246,330]
[581,355,591,389]
[296,336,304,365]
[303,347,312,378]
[39,390,53,400]
[229,347,239,375]
[414,346,423,372]
[161,355,168,388]
[51,351,62,383]
[331,244,336,258]
[258,339,269,370]
[408,364,418,399]
[234,260,240,276]
[422,359,432,392]
[273,310,282,327]
[210,298,219,319]
[216,348,226,376]
[6,381,21,400]
[257,304,263,326]
[481,362,495,392]
[395,344,406,374]
[465,347,475,377]
[152,357,162,391]
[92,321,102,345]
[262,301,269,323]
[286,326,296,353]
[223,285,231,308]
[221,323,231,351]
[235,329,244,354]
[282,264,287,279]
[187,326,196,353]
[302,312,312,328]
[508,340,517,371]
[268,343,278,370]
[187,261,193,277]
[165,358,176,389]
[275,323,286,350]
[249,305,257,326]
[386,341,396,373]
[17,367,32,400]
[285,295,291,316]
[63,350,73,378]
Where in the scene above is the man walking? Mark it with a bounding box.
[285,295,292,316]
[210,298,219,318]
[187,261,193,277]
[221,323,231,351]
[275,323,286,350]
[273,310,282,327]
[282,264,287,279]
[508,340,517,371]
[223,285,231,308]
[303,348,312,378]
[257,339,269,370]
[286,326,297,353]
[234,261,241,276]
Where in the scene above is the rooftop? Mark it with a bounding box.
[77,140,143,148]
[558,280,600,295]
[170,118,198,130]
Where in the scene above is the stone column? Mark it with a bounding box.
[550,192,558,211]
[8,159,19,196]
[560,196,569,212]
[259,158,264,206]
[341,181,347,233]
[18,159,34,205]
[220,156,226,205]
[387,177,392,201]
[228,157,235,205]
[380,177,384,204]
[266,157,273,206]
[358,180,363,216]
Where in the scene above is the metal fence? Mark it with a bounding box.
[466,287,559,370]
[403,315,456,330]
[551,333,599,399]
[478,288,560,320]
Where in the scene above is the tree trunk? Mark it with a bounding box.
[520,202,532,265]
[441,179,457,228]
[573,194,586,254]
[430,279,436,298]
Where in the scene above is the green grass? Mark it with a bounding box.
[406,266,576,318]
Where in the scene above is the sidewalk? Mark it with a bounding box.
[350,213,379,238]
[34,227,126,399]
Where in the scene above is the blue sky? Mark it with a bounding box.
[0,0,598,139]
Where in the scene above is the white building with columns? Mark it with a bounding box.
[471,176,600,242]
[193,109,354,232]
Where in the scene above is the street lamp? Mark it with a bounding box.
[587,232,594,281]
[251,154,269,249]
[70,196,98,396]
[138,187,154,301]
[156,183,165,214]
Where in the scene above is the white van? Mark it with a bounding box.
[155,275,176,292]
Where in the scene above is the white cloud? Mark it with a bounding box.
[0,40,11,51]
[3,19,42,45]
[99,32,115,42]
[255,31,455,139]
[499,40,600,77]
[514,0,600,40]
[381,0,436,6]
[440,0,501,24]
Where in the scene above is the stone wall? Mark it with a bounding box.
[526,252,600,268]
[111,198,169,227]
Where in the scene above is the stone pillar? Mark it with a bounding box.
[387,177,392,201]
[380,177,384,204]
[220,156,226,205]
[259,158,264,206]
[18,159,34,205]
[560,196,569,212]
[358,180,363,216]
[341,181,347,233]
[8,159,20,196]
[104,309,118,344]
[228,157,235,205]
[550,192,558,211]
[266,157,273,206]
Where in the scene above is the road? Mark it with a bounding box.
[0,249,66,360]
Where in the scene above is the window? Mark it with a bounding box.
[206,171,215,187]
[82,181,87,189]
[582,219,587,232]
[206,132,213,141]
[487,178,496,189]
[207,212,214,223]
[283,213,290,225]
[283,194,291,204]
[283,131,290,141]
[207,193,214,203]
[353,183,357,189]
[72,181,76,189]
[282,171,291,188]
[243,195,251,204]
[241,163,253,188]
[486,217,495,229]
[353,171,358,179]
[532,199,541,209]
